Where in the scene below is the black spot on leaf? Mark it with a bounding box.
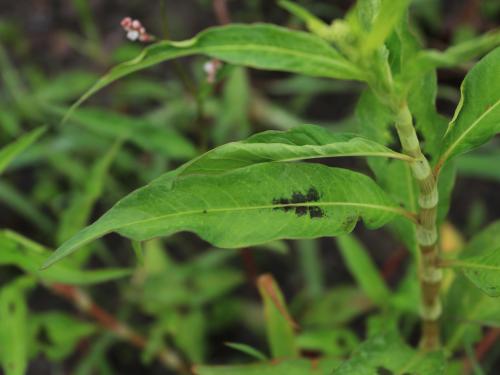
[272,187,324,219]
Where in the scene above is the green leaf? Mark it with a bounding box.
[302,286,372,327]
[32,312,96,360]
[297,329,359,356]
[0,230,131,285]
[408,70,448,161]
[451,251,500,297]
[69,24,364,116]
[179,124,413,177]
[57,140,121,243]
[336,235,391,306]
[355,89,393,153]
[141,250,242,311]
[225,342,268,361]
[214,67,251,143]
[297,239,324,299]
[62,108,197,159]
[33,70,99,102]
[456,149,500,182]
[414,30,500,72]
[194,358,341,375]
[448,221,500,297]
[257,274,298,358]
[278,1,330,39]
[436,162,456,225]
[360,0,411,54]
[0,181,53,233]
[0,278,32,375]
[172,309,207,362]
[382,160,419,254]
[437,47,500,168]
[332,332,446,375]
[0,126,46,174]
[443,273,499,351]
[43,162,408,268]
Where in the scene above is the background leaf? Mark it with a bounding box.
[0,230,131,285]
[336,235,391,306]
[195,357,341,375]
[257,274,298,358]
[0,127,45,174]
[332,332,446,374]
[0,278,32,375]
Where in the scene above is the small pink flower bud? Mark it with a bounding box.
[121,17,132,28]
[132,20,141,29]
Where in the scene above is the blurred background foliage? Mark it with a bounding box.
[0,0,499,374]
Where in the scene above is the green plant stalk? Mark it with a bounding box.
[394,103,442,350]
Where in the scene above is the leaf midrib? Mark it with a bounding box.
[114,201,407,231]
[440,98,500,164]
[198,43,353,70]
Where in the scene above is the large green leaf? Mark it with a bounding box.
[257,274,298,358]
[178,124,413,177]
[437,47,500,168]
[0,127,46,174]
[70,24,364,115]
[0,230,131,285]
[332,332,446,375]
[43,162,408,268]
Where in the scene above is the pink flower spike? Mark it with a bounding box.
[121,17,154,43]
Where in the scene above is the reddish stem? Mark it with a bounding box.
[213,0,231,24]
[50,283,190,373]
[463,328,500,374]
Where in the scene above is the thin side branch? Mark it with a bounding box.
[50,283,192,374]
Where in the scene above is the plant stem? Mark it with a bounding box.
[50,283,192,374]
[394,102,442,350]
